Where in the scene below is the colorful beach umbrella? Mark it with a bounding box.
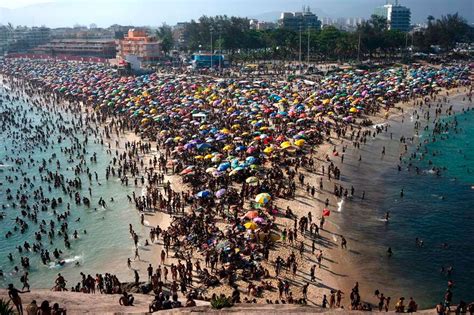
[255,193,271,204]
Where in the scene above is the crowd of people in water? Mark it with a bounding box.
[0,57,472,313]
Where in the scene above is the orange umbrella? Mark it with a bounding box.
[244,211,258,219]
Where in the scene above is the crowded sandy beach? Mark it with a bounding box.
[0,57,473,314]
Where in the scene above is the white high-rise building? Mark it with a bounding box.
[374,0,411,32]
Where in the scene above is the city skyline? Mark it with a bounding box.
[0,0,472,28]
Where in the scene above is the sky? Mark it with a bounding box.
[0,0,472,27]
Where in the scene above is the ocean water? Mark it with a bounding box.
[335,100,474,308]
[0,88,144,288]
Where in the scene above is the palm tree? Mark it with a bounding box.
[0,299,15,315]
[427,15,435,26]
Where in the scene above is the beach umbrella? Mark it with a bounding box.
[246,176,259,185]
[196,143,212,151]
[263,147,274,154]
[196,190,212,198]
[206,167,217,173]
[211,156,221,163]
[244,211,259,219]
[215,188,226,198]
[180,168,194,175]
[253,217,265,224]
[295,139,305,147]
[246,146,257,154]
[255,193,271,204]
[245,156,257,164]
[217,162,230,172]
[244,221,258,230]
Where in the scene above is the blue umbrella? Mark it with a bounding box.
[196,190,212,198]
[217,162,231,172]
[197,143,212,151]
[246,156,257,164]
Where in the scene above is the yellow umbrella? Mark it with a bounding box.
[244,221,258,230]
[221,128,231,134]
[295,139,305,147]
[263,146,274,154]
[349,107,358,113]
[280,141,292,149]
[255,193,271,204]
[194,155,204,159]
[246,176,259,185]
[223,145,233,151]
[204,154,213,159]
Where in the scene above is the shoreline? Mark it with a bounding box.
[324,88,473,308]
[0,60,472,313]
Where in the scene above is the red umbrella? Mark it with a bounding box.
[322,208,331,217]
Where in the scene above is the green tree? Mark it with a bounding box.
[156,24,174,54]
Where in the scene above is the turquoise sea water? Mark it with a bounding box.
[0,89,144,288]
[337,102,474,308]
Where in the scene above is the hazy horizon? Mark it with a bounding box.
[0,0,473,28]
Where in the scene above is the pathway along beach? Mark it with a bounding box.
[0,58,472,313]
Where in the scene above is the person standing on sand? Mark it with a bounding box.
[317,250,323,268]
[7,283,28,315]
[310,265,316,282]
[385,296,391,312]
[134,270,139,285]
[134,248,140,261]
[161,249,166,265]
[336,290,343,307]
[322,294,328,308]
[341,236,347,249]
[329,290,336,308]
[302,282,309,300]
[147,264,153,280]
[378,293,385,311]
